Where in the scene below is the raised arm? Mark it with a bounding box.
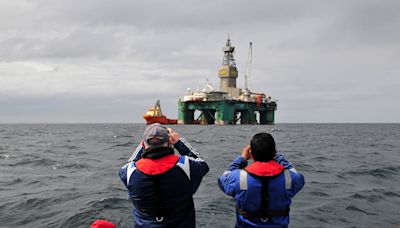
[128,140,145,162]
[119,141,144,187]
[168,128,204,159]
[168,128,209,193]
[274,153,305,197]
[218,146,250,196]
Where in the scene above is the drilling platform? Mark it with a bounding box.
[177,38,277,125]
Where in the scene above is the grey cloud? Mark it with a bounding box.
[5,0,398,62]
[1,0,399,123]
[44,1,308,29]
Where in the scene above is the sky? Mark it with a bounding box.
[0,0,399,123]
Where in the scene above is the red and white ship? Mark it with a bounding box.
[143,100,177,125]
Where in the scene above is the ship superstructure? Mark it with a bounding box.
[178,38,277,125]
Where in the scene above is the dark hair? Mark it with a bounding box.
[250,133,276,162]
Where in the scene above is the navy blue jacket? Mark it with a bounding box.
[120,138,209,228]
[218,154,304,228]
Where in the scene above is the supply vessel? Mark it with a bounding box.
[143,100,177,124]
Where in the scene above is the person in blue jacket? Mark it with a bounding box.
[119,123,209,228]
[218,133,305,228]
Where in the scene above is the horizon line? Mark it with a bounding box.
[0,122,399,124]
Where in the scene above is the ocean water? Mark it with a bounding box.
[0,123,399,228]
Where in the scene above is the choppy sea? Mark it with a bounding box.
[0,123,399,228]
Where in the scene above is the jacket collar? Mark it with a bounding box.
[245,160,285,177]
[135,154,179,175]
[142,147,174,159]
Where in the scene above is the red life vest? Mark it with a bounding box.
[135,154,180,175]
[245,160,285,177]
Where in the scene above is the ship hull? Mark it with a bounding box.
[143,115,177,125]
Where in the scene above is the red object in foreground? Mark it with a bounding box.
[90,219,116,228]
[143,100,177,125]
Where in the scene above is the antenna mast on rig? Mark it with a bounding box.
[245,42,253,91]
[243,42,253,101]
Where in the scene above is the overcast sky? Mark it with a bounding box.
[0,0,399,123]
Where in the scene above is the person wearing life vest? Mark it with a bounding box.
[218,133,305,228]
[119,123,209,228]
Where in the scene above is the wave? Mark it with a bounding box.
[308,191,330,197]
[342,165,400,179]
[350,188,400,203]
[51,145,81,150]
[59,197,129,228]
[345,205,377,215]
[0,178,23,185]
[106,141,134,150]
[0,154,11,159]
[6,157,89,170]
[7,158,57,167]
[112,135,133,138]
[58,163,90,169]
[0,192,82,227]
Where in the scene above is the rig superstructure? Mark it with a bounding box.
[178,38,277,125]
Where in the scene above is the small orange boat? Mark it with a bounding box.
[143,100,177,125]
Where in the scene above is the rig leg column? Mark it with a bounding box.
[215,101,235,125]
[203,109,215,124]
[178,101,194,124]
[259,111,267,125]
[266,110,275,125]
[200,109,215,125]
[248,106,257,124]
[240,110,250,124]
[249,112,257,124]
[266,102,277,125]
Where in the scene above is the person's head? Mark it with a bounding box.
[143,123,170,150]
[250,133,276,162]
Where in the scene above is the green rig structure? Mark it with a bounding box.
[178,38,277,125]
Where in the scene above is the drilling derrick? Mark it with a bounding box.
[219,38,241,98]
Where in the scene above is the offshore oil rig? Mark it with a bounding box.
[177,38,277,125]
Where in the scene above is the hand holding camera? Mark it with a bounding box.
[241,145,251,160]
[167,128,181,145]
